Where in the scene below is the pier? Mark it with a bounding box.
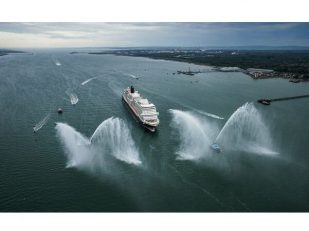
[258,94,309,105]
[177,67,201,76]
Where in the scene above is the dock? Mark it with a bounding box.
[257,94,309,105]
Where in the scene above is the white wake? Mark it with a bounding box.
[81,77,97,86]
[33,114,50,132]
[128,74,139,79]
[108,81,124,97]
[194,109,225,120]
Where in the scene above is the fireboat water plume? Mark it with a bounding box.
[215,102,278,156]
[90,117,141,165]
[55,118,141,174]
[169,109,220,160]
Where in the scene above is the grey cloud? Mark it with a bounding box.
[0,22,308,48]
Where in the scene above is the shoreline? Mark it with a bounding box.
[0,49,27,57]
[86,49,309,82]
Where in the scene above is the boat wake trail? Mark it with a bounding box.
[128,74,139,79]
[33,114,50,132]
[81,77,97,86]
[194,109,224,120]
[108,81,125,97]
[169,165,226,209]
[55,117,141,173]
[52,56,61,66]
[215,102,278,156]
[169,109,220,160]
[174,101,224,120]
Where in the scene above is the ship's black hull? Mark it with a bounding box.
[122,96,157,132]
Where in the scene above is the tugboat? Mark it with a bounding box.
[122,86,159,132]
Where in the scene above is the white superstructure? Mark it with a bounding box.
[122,86,159,131]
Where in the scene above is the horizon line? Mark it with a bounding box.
[2,45,309,50]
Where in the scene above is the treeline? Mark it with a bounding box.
[0,49,25,56]
[97,49,309,79]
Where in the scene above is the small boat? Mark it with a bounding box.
[57,108,63,114]
[210,143,221,153]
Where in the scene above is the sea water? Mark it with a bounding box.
[0,50,309,211]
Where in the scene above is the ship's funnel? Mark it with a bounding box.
[130,86,135,93]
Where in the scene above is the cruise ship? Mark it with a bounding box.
[122,86,159,132]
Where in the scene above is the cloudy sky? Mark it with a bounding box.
[1,22,309,48]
